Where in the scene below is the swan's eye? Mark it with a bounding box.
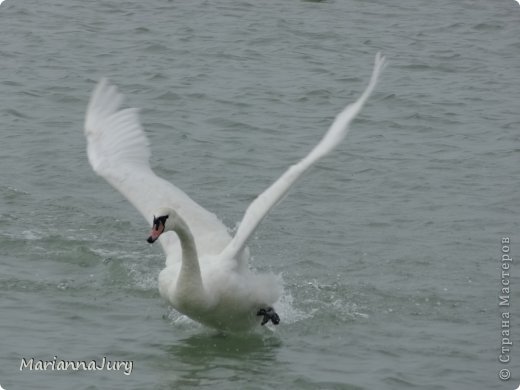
[153,215,169,229]
[148,215,169,244]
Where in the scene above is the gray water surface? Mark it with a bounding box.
[1,0,519,389]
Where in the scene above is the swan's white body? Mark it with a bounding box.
[84,53,385,331]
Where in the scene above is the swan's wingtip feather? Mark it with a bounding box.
[220,52,386,262]
[373,52,388,76]
[84,78,150,175]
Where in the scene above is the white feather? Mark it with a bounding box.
[85,79,233,264]
[219,52,386,261]
[84,53,385,331]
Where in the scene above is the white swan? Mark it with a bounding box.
[84,53,386,331]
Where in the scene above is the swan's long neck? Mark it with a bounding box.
[171,217,203,287]
[160,210,211,312]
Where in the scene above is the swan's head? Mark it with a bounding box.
[147,208,173,244]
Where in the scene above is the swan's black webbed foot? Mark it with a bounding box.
[257,307,280,326]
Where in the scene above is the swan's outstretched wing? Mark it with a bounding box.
[85,79,231,259]
[219,53,386,262]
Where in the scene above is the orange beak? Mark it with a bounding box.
[147,221,164,243]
